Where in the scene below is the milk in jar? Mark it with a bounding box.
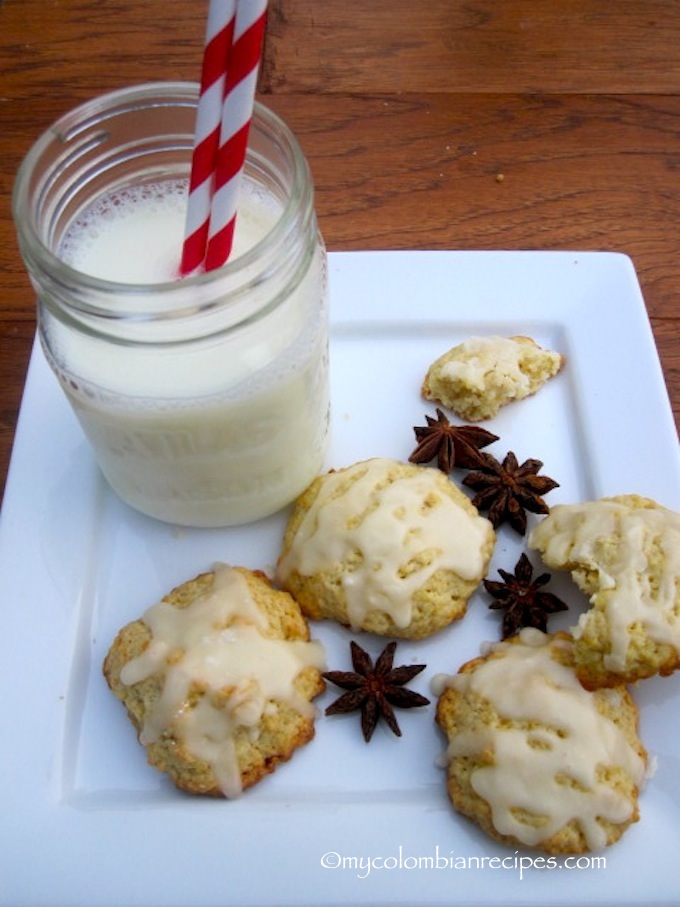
[13,85,330,527]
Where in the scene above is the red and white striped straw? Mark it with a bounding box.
[181,0,268,276]
[180,0,237,276]
[203,0,268,272]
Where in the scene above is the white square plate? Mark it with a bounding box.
[2,251,679,907]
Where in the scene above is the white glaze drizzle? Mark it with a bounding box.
[276,458,493,629]
[442,630,646,850]
[120,564,326,797]
[529,498,680,671]
[441,336,535,392]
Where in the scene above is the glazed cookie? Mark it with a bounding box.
[435,630,647,854]
[275,457,495,639]
[529,495,680,688]
[103,564,326,798]
[422,335,563,422]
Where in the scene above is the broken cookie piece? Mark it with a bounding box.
[422,335,564,422]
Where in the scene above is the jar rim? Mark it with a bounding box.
[12,81,313,298]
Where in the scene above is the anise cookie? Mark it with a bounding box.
[422,335,564,422]
[529,494,680,689]
[435,629,647,854]
[275,457,495,640]
[103,564,326,798]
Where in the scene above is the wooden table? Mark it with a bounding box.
[1,0,679,506]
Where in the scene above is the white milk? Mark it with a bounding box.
[60,180,272,283]
[52,179,329,527]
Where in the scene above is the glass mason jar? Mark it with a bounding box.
[13,82,329,528]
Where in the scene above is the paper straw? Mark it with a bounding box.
[180,0,237,277]
[203,0,268,272]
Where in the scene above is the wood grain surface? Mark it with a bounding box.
[1,0,678,505]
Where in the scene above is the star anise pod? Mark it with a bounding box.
[409,408,499,472]
[484,553,568,639]
[323,641,430,742]
[462,450,559,535]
